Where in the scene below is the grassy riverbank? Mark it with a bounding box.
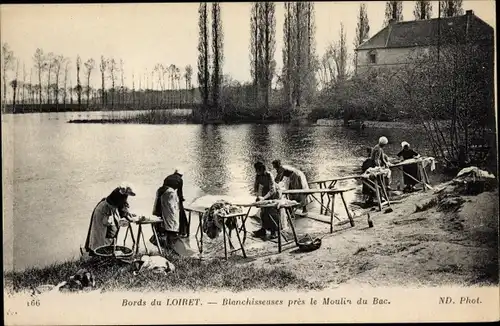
[5,178,498,294]
[5,253,323,294]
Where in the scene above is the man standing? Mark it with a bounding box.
[164,168,189,237]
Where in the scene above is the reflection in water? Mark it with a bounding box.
[2,112,445,271]
[193,125,230,195]
[248,124,272,165]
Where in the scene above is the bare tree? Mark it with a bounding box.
[334,23,348,83]
[99,56,107,108]
[184,64,193,104]
[107,58,118,110]
[186,65,194,105]
[150,68,155,106]
[21,63,27,110]
[68,79,73,105]
[138,72,142,108]
[177,66,182,106]
[27,68,34,106]
[10,59,20,113]
[63,59,70,107]
[154,64,163,105]
[2,43,15,112]
[84,58,95,109]
[413,1,433,20]
[33,48,44,108]
[318,48,335,89]
[76,55,82,110]
[120,59,125,107]
[132,72,136,107]
[53,55,65,107]
[45,52,54,105]
[319,44,336,88]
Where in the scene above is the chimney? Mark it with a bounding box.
[466,10,473,16]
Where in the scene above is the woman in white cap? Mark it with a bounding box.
[84,184,135,255]
[371,136,391,167]
[370,136,393,189]
[397,141,420,191]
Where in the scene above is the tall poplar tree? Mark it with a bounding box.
[197,3,210,114]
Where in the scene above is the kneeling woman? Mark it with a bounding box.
[84,185,136,255]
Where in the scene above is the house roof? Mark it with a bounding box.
[357,12,493,50]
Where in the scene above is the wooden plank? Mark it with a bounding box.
[303,213,333,225]
[184,206,206,214]
[390,157,436,169]
[236,201,301,209]
[223,212,247,218]
[330,193,335,233]
[282,187,356,195]
[309,175,361,185]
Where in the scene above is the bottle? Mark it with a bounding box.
[367,213,374,228]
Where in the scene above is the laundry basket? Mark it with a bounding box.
[93,245,134,258]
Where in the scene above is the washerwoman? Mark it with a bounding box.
[252,162,282,239]
[272,160,310,214]
[84,184,135,255]
[397,141,420,192]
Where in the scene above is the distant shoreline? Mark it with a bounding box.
[315,119,452,129]
[65,118,451,128]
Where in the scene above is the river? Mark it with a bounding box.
[2,111,438,271]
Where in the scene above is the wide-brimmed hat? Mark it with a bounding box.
[401,141,410,148]
[378,136,388,145]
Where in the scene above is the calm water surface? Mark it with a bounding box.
[2,111,437,271]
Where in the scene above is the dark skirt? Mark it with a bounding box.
[150,223,179,249]
[178,201,189,235]
[403,164,419,186]
[362,184,375,197]
[260,207,280,232]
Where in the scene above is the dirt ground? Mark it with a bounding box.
[237,182,499,288]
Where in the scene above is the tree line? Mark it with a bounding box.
[193,1,466,122]
[1,45,196,113]
[0,0,469,117]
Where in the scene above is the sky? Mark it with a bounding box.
[0,1,496,89]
